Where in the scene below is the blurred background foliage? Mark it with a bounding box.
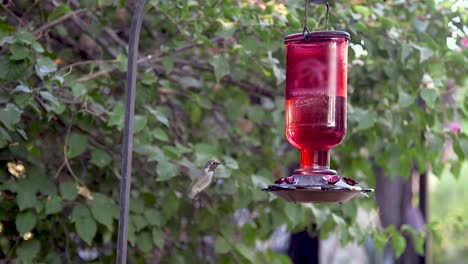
[0,0,466,263]
[430,162,468,264]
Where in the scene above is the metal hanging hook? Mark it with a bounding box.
[303,0,330,39]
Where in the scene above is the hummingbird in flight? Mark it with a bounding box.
[189,160,225,199]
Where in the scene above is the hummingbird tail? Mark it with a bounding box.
[189,188,199,199]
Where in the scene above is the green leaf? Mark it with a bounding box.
[216,18,236,37]
[90,148,112,168]
[161,192,180,220]
[137,231,153,253]
[35,56,57,78]
[267,51,285,85]
[17,190,38,210]
[116,53,127,72]
[272,64,285,85]
[354,109,376,130]
[127,223,136,246]
[353,5,371,17]
[416,46,434,63]
[71,83,86,98]
[0,127,10,147]
[108,103,125,128]
[412,232,425,255]
[235,243,255,261]
[152,228,165,249]
[398,91,414,108]
[54,74,64,86]
[209,55,230,82]
[141,71,157,85]
[392,233,406,258]
[16,211,37,236]
[45,196,63,215]
[67,133,88,158]
[43,252,61,264]
[190,105,202,123]
[152,128,169,142]
[459,138,468,157]
[71,204,91,222]
[215,235,231,254]
[247,105,266,123]
[156,160,178,181]
[39,91,65,114]
[60,181,78,200]
[31,41,44,53]
[16,32,34,44]
[143,209,163,226]
[179,76,202,89]
[16,240,40,260]
[222,156,238,170]
[16,129,32,146]
[131,214,148,232]
[10,44,30,60]
[130,198,145,214]
[428,62,446,78]
[400,43,412,63]
[133,115,147,133]
[48,5,72,21]
[284,204,301,225]
[0,36,16,45]
[251,175,270,188]
[145,106,170,127]
[12,84,32,93]
[0,56,30,82]
[373,231,388,250]
[75,216,97,246]
[331,213,346,226]
[27,168,56,195]
[97,0,115,7]
[310,205,329,227]
[195,95,212,109]
[90,202,114,230]
[452,137,465,160]
[0,103,22,130]
[162,56,174,74]
[420,88,437,107]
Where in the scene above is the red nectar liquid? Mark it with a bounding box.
[285,95,346,150]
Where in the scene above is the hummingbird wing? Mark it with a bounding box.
[189,171,214,199]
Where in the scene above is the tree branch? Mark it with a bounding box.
[34,9,88,37]
[48,31,99,60]
[70,15,120,58]
[59,59,118,72]
[103,27,128,48]
[1,3,26,27]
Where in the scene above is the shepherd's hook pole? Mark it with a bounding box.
[117,0,149,263]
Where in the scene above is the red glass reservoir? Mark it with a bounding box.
[284,31,349,175]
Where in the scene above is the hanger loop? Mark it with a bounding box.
[303,0,330,40]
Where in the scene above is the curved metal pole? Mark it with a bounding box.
[117,0,149,263]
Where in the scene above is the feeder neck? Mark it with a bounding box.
[295,149,336,175]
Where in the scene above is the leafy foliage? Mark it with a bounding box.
[430,163,468,263]
[0,0,466,263]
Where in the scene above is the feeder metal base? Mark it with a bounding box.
[263,174,374,203]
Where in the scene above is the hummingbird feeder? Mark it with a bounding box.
[263,0,373,203]
[118,1,374,262]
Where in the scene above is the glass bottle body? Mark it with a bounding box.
[284,32,349,175]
